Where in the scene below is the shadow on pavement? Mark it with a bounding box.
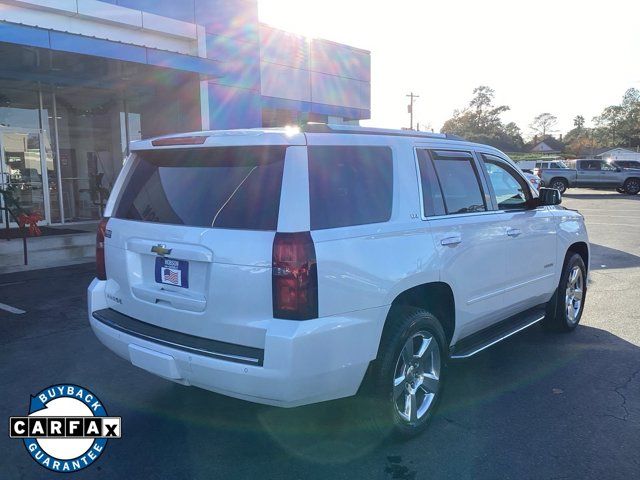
[104,323,640,479]
[589,243,640,269]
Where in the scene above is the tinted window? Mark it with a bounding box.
[114,146,286,230]
[416,150,446,216]
[579,160,601,171]
[483,155,530,210]
[308,146,393,230]
[617,161,640,168]
[430,151,486,214]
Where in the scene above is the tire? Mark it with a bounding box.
[549,178,568,194]
[623,178,640,195]
[367,306,447,438]
[543,253,587,332]
[616,187,626,194]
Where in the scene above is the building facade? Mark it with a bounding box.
[0,0,371,226]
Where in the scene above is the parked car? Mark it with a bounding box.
[533,160,569,178]
[608,160,640,192]
[541,159,640,195]
[88,124,590,437]
[610,159,640,170]
[522,171,541,190]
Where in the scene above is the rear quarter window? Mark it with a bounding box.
[308,146,393,230]
[114,146,286,230]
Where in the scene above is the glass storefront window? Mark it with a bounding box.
[0,130,45,220]
[0,81,49,226]
[54,86,127,222]
[0,84,40,130]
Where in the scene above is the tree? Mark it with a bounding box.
[592,88,640,148]
[441,86,523,151]
[530,113,558,137]
[563,114,594,156]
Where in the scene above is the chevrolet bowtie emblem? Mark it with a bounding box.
[151,244,172,256]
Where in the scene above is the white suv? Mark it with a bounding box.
[88,124,590,436]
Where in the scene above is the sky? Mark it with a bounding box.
[258,0,640,137]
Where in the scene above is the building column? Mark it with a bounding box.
[197,24,210,131]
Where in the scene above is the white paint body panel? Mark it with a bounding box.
[88,128,590,407]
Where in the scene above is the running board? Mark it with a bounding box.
[450,306,546,359]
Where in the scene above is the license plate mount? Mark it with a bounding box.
[155,257,189,289]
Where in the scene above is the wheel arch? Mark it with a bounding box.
[385,282,456,348]
[568,241,589,273]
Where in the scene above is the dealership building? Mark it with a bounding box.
[0,0,371,226]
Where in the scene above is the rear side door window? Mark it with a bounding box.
[308,146,393,230]
[580,160,601,171]
[481,154,531,210]
[428,150,486,214]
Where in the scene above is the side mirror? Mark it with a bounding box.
[538,187,562,206]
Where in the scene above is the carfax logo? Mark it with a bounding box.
[9,384,121,473]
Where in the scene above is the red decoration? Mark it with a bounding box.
[17,212,44,237]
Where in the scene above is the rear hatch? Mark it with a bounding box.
[102,143,291,350]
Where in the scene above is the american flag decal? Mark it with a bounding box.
[163,268,179,285]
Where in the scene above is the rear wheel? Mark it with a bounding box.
[549,178,568,194]
[368,307,446,438]
[543,253,587,332]
[623,178,640,195]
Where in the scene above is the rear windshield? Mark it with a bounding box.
[114,146,286,230]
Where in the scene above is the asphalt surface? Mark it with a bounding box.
[1,189,639,479]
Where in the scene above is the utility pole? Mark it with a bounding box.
[406,92,419,130]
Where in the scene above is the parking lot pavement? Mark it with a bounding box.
[1,189,639,480]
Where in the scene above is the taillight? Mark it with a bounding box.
[272,232,318,320]
[96,217,109,280]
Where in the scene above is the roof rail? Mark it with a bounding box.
[302,123,465,141]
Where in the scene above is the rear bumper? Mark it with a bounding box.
[88,279,385,407]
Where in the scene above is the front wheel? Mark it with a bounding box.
[624,178,640,195]
[369,307,446,438]
[543,253,587,332]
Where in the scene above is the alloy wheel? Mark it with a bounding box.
[565,265,584,324]
[393,331,441,424]
[552,181,566,193]
[626,179,640,194]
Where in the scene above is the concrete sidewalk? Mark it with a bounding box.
[0,222,97,275]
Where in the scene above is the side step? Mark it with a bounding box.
[450,306,546,359]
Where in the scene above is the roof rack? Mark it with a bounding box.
[301,123,465,141]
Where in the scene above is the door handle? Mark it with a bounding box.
[507,228,522,238]
[440,235,462,246]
